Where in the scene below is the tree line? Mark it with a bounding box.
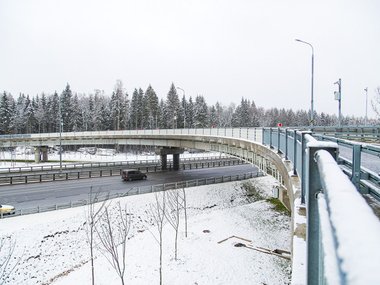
[0,80,374,135]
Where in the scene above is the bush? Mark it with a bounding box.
[239,180,266,202]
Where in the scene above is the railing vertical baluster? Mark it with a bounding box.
[351,144,362,191]
[293,130,298,176]
[285,129,288,160]
[301,132,312,204]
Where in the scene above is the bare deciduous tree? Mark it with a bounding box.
[149,191,166,285]
[0,236,20,285]
[96,202,131,285]
[371,87,380,118]
[85,187,107,285]
[165,189,181,260]
[180,187,188,238]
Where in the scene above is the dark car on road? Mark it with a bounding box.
[121,169,147,181]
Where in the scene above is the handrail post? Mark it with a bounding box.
[301,131,312,204]
[285,128,288,160]
[269,128,273,148]
[351,144,362,191]
[306,142,338,285]
[293,130,297,176]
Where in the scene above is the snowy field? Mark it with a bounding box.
[0,176,291,285]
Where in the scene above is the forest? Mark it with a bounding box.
[0,80,375,135]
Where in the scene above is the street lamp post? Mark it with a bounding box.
[176,87,186,128]
[295,39,315,127]
[59,118,63,174]
[334,78,342,127]
[58,93,63,174]
[364,87,368,126]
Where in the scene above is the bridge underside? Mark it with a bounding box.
[1,133,293,211]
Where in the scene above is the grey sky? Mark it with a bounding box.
[1,0,379,118]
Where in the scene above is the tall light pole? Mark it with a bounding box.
[176,87,186,128]
[58,93,63,174]
[334,78,342,127]
[364,87,368,126]
[295,39,315,127]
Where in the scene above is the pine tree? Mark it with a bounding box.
[178,95,187,128]
[86,94,94,131]
[186,96,194,128]
[109,80,127,130]
[13,93,26,133]
[34,94,47,133]
[209,105,217,128]
[130,89,139,129]
[165,83,180,129]
[0,92,14,134]
[137,88,144,129]
[249,100,260,127]
[71,93,84,131]
[194,95,208,128]
[215,102,226,127]
[60,84,74,132]
[93,90,107,131]
[22,95,36,133]
[144,85,159,129]
[121,91,130,130]
[158,99,166,129]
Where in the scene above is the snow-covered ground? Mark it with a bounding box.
[0,176,291,285]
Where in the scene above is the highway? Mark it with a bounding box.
[0,164,258,212]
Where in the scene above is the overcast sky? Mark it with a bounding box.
[1,0,379,118]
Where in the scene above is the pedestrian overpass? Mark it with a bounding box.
[1,127,380,284]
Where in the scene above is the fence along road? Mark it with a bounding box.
[0,164,260,216]
[0,156,244,185]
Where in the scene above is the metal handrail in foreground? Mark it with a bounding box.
[263,127,380,285]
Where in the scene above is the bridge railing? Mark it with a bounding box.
[0,128,263,146]
[311,126,380,141]
[263,127,380,285]
[312,134,380,199]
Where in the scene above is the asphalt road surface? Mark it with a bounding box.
[338,145,380,174]
[0,164,258,211]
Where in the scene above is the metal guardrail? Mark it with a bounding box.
[262,128,380,202]
[0,171,263,218]
[0,156,229,174]
[263,128,380,285]
[0,159,245,186]
[311,126,380,141]
[312,134,380,199]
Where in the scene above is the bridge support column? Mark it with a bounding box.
[173,153,180,170]
[34,147,41,163]
[160,154,167,170]
[156,147,184,171]
[41,146,48,162]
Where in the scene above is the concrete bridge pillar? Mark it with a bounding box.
[156,147,184,171]
[173,153,180,170]
[34,147,41,163]
[41,146,48,162]
[160,154,167,170]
